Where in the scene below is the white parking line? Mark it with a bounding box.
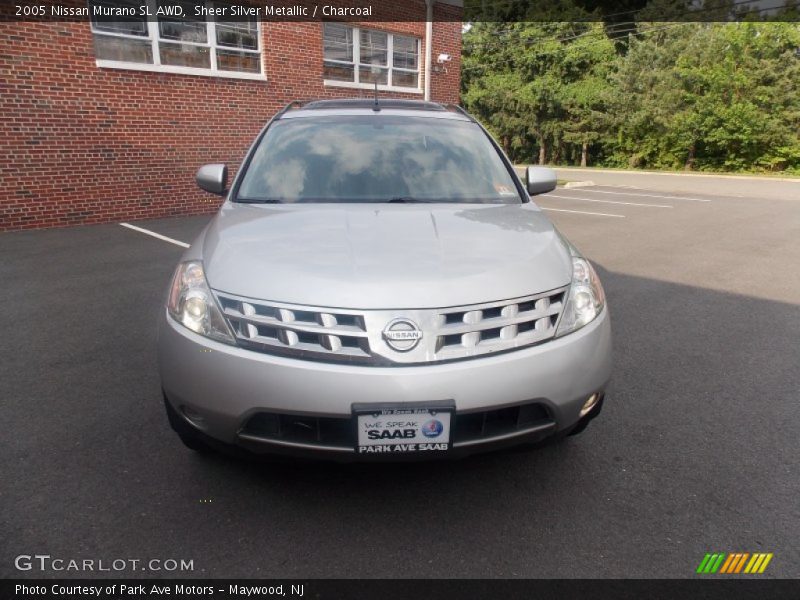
[545,193,673,208]
[566,188,711,202]
[540,207,625,218]
[119,222,190,248]
[595,184,645,190]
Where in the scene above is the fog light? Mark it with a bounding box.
[580,393,599,418]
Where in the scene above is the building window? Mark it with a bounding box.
[323,23,420,90]
[90,0,262,79]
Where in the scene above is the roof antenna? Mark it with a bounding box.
[372,66,380,111]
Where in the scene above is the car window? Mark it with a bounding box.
[236,115,522,203]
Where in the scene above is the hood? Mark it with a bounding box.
[201,202,572,309]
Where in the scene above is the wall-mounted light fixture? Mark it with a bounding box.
[433,53,452,74]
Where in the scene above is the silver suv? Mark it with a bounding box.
[158,99,612,460]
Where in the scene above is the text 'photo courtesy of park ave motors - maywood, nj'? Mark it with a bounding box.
[47,2,375,17]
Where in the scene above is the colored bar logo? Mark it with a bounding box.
[696,552,773,574]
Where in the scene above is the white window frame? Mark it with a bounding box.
[323,25,422,94]
[91,0,265,80]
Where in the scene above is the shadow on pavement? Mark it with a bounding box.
[1,227,798,577]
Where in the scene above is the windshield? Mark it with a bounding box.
[235,115,522,204]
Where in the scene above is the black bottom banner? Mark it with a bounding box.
[3,579,800,600]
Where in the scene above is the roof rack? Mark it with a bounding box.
[443,103,475,121]
[300,99,447,111]
[274,100,305,118]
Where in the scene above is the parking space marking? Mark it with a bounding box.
[569,188,711,202]
[540,207,625,218]
[594,184,646,190]
[545,193,673,208]
[119,222,190,248]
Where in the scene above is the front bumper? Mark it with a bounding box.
[158,307,612,459]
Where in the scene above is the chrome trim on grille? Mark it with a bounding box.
[214,287,568,365]
[238,433,355,453]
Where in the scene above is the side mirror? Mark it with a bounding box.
[196,164,228,196]
[526,166,557,196]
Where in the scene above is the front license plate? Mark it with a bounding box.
[354,404,453,455]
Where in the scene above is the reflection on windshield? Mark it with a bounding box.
[236,115,521,204]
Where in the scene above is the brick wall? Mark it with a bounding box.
[0,12,462,231]
[431,3,463,106]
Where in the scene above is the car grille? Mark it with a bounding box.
[214,287,567,365]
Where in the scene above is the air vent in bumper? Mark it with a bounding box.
[239,403,555,450]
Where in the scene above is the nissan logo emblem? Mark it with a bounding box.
[382,318,423,352]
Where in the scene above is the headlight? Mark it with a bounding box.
[167,261,235,344]
[555,257,606,337]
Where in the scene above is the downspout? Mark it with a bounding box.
[424,0,434,101]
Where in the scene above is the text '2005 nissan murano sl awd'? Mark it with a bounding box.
[158,99,612,460]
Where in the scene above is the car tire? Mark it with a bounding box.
[566,418,591,437]
[566,393,605,437]
[176,431,213,453]
[512,421,589,454]
[163,394,213,454]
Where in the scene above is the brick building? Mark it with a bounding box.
[1,1,463,231]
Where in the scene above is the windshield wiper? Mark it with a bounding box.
[235,198,284,204]
[385,197,432,203]
[235,197,436,204]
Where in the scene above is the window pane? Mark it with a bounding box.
[216,22,258,50]
[158,1,207,43]
[393,35,418,70]
[90,0,147,36]
[392,70,418,88]
[323,23,353,62]
[359,29,387,66]
[215,3,258,50]
[359,66,388,85]
[159,42,210,68]
[324,61,355,82]
[217,49,260,73]
[93,34,153,63]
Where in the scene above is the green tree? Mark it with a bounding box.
[462,18,800,173]
[610,22,800,171]
[463,18,615,165]
[557,22,616,166]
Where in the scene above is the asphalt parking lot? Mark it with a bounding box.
[2,177,799,579]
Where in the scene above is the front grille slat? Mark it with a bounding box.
[222,306,367,338]
[239,336,371,359]
[214,287,567,366]
[435,305,561,335]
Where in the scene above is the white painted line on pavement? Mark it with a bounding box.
[545,193,673,208]
[540,207,626,218]
[120,222,190,248]
[565,188,711,202]
[553,166,800,183]
[592,184,646,190]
